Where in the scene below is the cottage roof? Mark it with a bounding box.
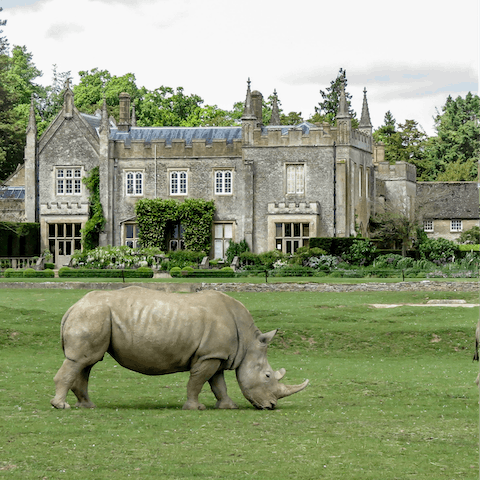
[417,182,480,220]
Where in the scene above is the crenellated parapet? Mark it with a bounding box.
[350,129,373,152]
[251,123,335,147]
[112,138,244,159]
[375,161,416,183]
[40,201,89,216]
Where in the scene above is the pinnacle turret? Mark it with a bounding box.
[269,89,281,126]
[359,87,373,134]
[26,94,37,136]
[242,78,256,120]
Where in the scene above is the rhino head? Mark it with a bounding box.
[236,329,309,409]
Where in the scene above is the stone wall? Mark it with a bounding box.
[0,281,477,293]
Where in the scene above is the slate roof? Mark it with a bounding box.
[109,126,243,145]
[417,182,480,219]
[0,186,25,200]
[261,121,315,136]
[81,113,102,130]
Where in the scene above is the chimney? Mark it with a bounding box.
[118,92,131,132]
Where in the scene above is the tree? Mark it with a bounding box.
[0,43,44,180]
[73,68,143,121]
[373,111,402,164]
[424,93,479,181]
[370,209,419,256]
[310,68,357,126]
[457,226,480,244]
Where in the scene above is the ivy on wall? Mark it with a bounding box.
[135,198,215,254]
[82,166,106,251]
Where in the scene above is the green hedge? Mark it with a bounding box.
[309,237,368,256]
[4,268,25,278]
[4,268,54,278]
[58,267,153,278]
[23,268,55,278]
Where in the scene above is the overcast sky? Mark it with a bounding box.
[2,0,479,136]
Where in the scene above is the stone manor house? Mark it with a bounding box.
[1,79,478,267]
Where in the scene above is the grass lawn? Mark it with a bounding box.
[0,288,478,479]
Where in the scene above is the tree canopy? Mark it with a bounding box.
[309,68,358,127]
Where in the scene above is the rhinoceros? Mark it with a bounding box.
[50,287,309,410]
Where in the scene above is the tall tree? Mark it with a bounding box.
[424,93,479,181]
[373,111,402,164]
[310,68,357,126]
[0,42,44,180]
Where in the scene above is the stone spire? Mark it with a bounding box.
[269,89,281,126]
[63,77,74,119]
[335,76,351,144]
[131,103,137,127]
[25,94,37,223]
[242,78,256,120]
[100,96,110,134]
[336,76,350,119]
[242,78,257,145]
[358,87,373,135]
[26,94,37,136]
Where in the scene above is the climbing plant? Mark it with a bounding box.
[81,166,106,251]
[135,198,215,253]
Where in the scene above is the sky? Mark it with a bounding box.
[2,0,479,136]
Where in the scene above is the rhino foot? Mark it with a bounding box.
[215,399,238,409]
[182,400,206,410]
[50,399,71,409]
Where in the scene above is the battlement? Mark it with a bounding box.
[375,161,416,182]
[350,129,373,151]
[113,138,243,159]
[253,123,334,147]
[268,201,320,215]
[40,201,89,216]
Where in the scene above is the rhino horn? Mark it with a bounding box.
[276,379,309,399]
[274,368,286,381]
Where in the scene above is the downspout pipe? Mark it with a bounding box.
[333,141,336,238]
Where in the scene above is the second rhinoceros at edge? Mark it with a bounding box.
[50,287,309,410]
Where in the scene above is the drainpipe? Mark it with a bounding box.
[333,141,336,237]
[113,158,117,245]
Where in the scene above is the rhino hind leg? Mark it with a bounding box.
[209,371,238,409]
[50,358,83,409]
[183,359,223,410]
[71,365,96,408]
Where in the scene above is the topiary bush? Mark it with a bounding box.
[170,267,182,277]
[4,268,24,278]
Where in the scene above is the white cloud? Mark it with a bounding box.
[3,0,479,135]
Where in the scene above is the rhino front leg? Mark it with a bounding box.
[209,371,238,409]
[183,359,222,410]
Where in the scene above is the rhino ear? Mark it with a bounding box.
[259,329,278,345]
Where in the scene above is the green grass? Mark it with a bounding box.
[0,288,478,479]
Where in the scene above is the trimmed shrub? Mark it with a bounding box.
[22,268,55,278]
[170,267,182,277]
[181,266,195,276]
[4,268,24,278]
[58,268,154,278]
[45,263,55,270]
[167,250,204,269]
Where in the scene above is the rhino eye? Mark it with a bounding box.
[265,372,271,378]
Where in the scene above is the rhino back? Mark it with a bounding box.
[85,287,249,375]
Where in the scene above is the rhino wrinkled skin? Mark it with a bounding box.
[50,287,309,410]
